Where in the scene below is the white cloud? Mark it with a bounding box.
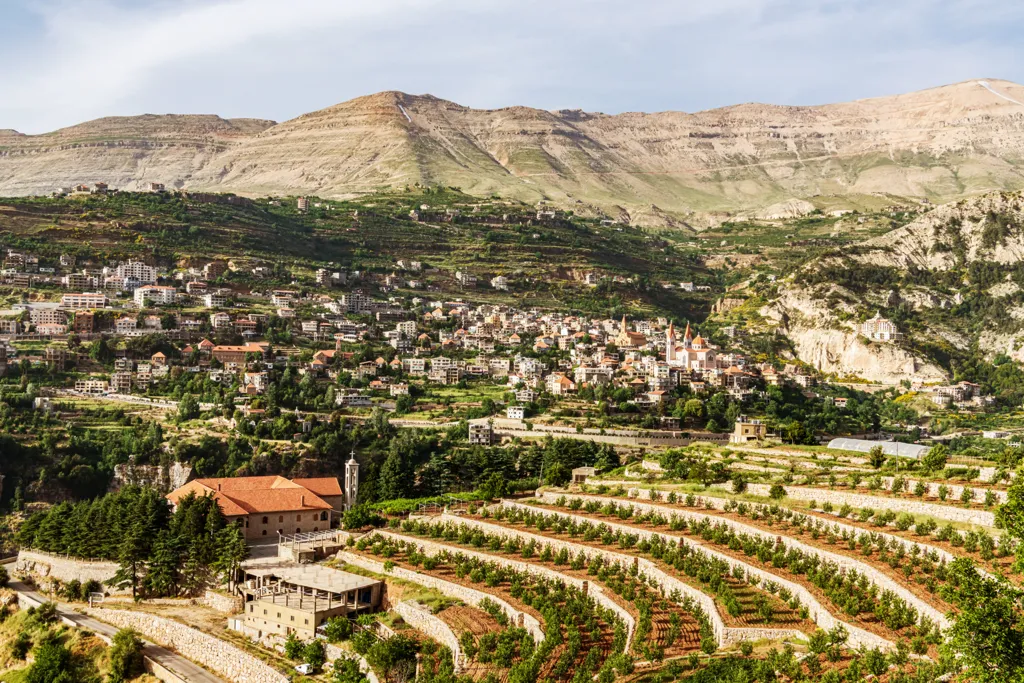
[1,0,1023,133]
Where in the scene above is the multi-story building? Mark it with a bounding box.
[29,308,68,327]
[115,260,156,284]
[338,292,370,313]
[236,564,382,641]
[203,261,228,280]
[203,292,227,308]
[61,292,108,309]
[859,313,903,342]
[62,273,95,290]
[109,372,133,393]
[212,343,267,366]
[115,317,137,334]
[72,311,95,334]
[134,285,177,307]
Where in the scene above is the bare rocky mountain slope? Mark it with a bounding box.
[3,80,1024,220]
[758,191,1024,383]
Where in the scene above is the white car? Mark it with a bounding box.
[294,663,313,675]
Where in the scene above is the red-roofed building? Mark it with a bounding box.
[166,475,342,540]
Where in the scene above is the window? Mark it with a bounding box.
[296,515,302,522]
[262,530,267,536]
[263,609,267,615]
[296,528,301,533]
[313,527,319,532]
[278,515,284,523]
[249,605,253,612]
[262,516,269,524]
[290,616,295,622]
[320,511,328,521]
[304,619,309,625]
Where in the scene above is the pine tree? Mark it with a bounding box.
[378,450,411,501]
[145,531,182,597]
[213,524,249,592]
[110,519,149,600]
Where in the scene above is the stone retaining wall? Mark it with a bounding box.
[325,644,380,683]
[394,600,464,672]
[860,477,1006,505]
[501,500,891,651]
[624,487,964,569]
[737,484,995,527]
[432,513,726,646]
[16,550,125,593]
[382,522,634,651]
[336,550,544,643]
[86,607,288,683]
[203,589,243,614]
[539,492,948,629]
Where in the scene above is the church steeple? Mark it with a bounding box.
[620,315,628,333]
[666,321,676,363]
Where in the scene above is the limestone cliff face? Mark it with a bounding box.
[4,80,1024,218]
[760,286,948,384]
[759,190,1024,381]
[787,327,948,384]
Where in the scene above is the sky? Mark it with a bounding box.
[2,0,1024,134]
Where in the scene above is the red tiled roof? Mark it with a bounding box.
[166,476,335,516]
[292,477,344,497]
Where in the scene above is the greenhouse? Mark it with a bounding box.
[826,438,930,459]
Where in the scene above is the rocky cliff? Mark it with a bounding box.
[4,80,1024,219]
[757,190,1024,382]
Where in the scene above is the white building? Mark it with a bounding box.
[115,260,156,285]
[203,293,227,308]
[506,405,526,420]
[61,292,108,309]
[859,313,903,342]
[134,285,177,307]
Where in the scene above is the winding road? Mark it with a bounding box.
[9,580,225,683]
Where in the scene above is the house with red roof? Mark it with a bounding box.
[167,475,345,540]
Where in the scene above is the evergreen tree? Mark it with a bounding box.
[378,449,411,500]
[110,518,149,600]
[213,524,249,592]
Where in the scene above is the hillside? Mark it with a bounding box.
[0,188,716,319]
[4,80,1024,220]
[740,191,1024,382]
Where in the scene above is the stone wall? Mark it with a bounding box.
[438,513,725,645]
[86,608,288,683]
[502,500,891,651]
[15,550,125,593]
[738,484,995,527]
[859,476,1006,505]
[336,550,544,643]
[463,507,809,649]
[623,487,964,569]
[394,600,465,672]
[203,589,243,614]
[380,523,635,652]
[325,644,380,683]
[538,492,947,629]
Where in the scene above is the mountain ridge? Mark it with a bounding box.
[4,79,1024,221]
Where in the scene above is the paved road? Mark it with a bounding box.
[10,581,225,683]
